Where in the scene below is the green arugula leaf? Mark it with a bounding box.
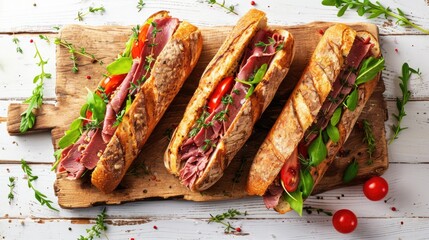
[355,57,385,85]
[343,159,359,183]
[299,169,314,199]
[326,123,340,143]
[58,118,83,148]
[285,190,303,216]
[309,131,328,167]
[345,88,358,111]
[86,89,106,123]
[330,107,342,126]
[235,63,268,99]
[106,56,133,75]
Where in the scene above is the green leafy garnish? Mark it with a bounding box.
[20,41,52,133]
[321,0,429,34]
[137,0,145,12]
[344,88,358,111]
[208,209,247,233]
[106,56,133,75]
[235,63,268,99]
[362,119,376,164]
[343,159,359,183]
[285,190,303,216]
[86,89,107,124]
[189,110,210,137]
[12,37,23,54]
[8,176,16,204]
[330,107,342,126]
[206,0,238,15]
[355,57,385,85]
[299,169,314,199]
[389,63,421,144]
[78,208,108,240]
[308,131,328,166]
[21,159,59,211]
[113,96,132,127]
[76,6,106,22]
[326,123,340,143]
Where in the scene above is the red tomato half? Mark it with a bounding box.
[100,74,127,96]
[207,76,234,113]
[332,209,358,234]
[280,147,300,192]
[131,23,150,59]
[83,110,92,126]
[363,176,389,201]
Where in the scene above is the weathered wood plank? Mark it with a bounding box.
[1,163,428,218]
[0,0,428,35]
[0,217,427,239]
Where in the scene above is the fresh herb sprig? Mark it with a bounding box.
[21,159,58,211]
[322,0,429,34]
[206,0,238,15]
[208,209,246,233]
[76,6,106,22]
[52,37,101,73]
[8,177,16,204]
[137,0,145,12]
[78,208,108,240]
[12,37,23,54]
[20,41,52,133]
[362,119,376,164]
[236,63,268,99]
[255,37,284,53]
[389,63,421,144]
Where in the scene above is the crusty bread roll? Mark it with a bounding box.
[246,24,381,213]
[91,13,203,193]
[164,9,295,191]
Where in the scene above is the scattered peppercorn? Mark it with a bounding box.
[68,227,72,231]
[391,207,397,211]
[33,3,36,7]
[250,1,256,5]
[235,227,242,232]
[86,75,91,80]
[395,48,399,53]
[400,221,404,225]
[30,39,34,43]
[153,225,158,230]
[318,29,325,35]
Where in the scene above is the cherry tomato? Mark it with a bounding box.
[131,23,150,59]
[332,209,358,234]
[99,74,127,96]
[83,110,92,126]
[363,176,389,201]
[207,76,234,113]
[280,148,300,192]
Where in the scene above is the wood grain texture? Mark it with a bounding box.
[5,23,388,208]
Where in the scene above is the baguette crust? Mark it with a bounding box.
[246,24,381,199]
[91,18,203,193]
[164,9,295,191]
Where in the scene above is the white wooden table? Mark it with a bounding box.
[1,0,428,239]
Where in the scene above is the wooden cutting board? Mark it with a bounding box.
[7,22,388,208]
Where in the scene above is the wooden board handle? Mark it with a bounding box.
[7,103,58,135]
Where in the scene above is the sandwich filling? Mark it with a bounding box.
[56,16,179,179]
[263,35,384,214]
[179,29,285,189]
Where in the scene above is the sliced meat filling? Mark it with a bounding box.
[179,30,284,189]
[58,17,179,178]
[262,36,373,208]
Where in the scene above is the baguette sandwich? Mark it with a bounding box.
[164,9,295,191]
[55,11,203,193]
[247,23,384,214]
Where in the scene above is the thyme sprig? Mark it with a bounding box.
[78,208,108,240]
[208,209,247,233]
[21,159,58,211]
[137,0,145,12]
[76,6,106,22]
[362,119,376,164]
[19,41,52,133]
[206,0,238,15]
[322,0,429,34]
[389,63,421,144]
[12,37,23,54]
[8,177,16,204]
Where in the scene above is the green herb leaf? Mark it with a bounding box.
[355,57,385,85]
[86,89,106,123]
[308,132,328,167]
[285,190,303,216]
[79,208,108,240]
[235,63,268,99]
[345,88,358,111]
[326,123,340,143]
[107,56,133,75]
[343,159,359,183]
[208,209,246,234]
[362,119,376,164]
[299,169,314,199]
[330,107,342,126]
[58,119,83,149]
[205,0,238,15]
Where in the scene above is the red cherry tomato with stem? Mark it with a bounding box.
[280,148,300,192]
[332,209,357,234]
[207,76,234,113]
[363,176,388,201]
[131,23,150,59]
